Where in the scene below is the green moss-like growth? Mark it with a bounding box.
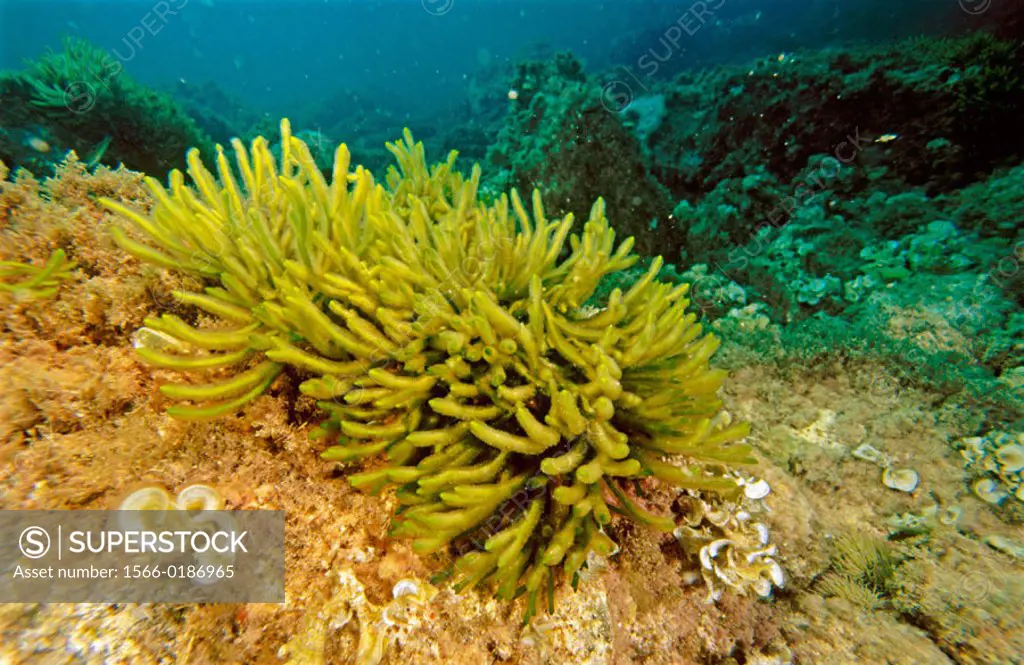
[0,38,215,177]
[817,532,900,610]
[652,32,1023,201]
[486,53,673,256]
[102,121,757,619]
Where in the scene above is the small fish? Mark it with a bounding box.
[24,136,51,153]
[85,135,112,168]
[875,133,899,143]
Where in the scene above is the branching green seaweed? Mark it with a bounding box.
[22,37,118,111]
[0,249,75,299]
[101,120,761,619]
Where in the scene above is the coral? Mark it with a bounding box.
[677,263,750,320]
[741,203,862,320]
[687,149,1020,333]
[844,219,992,302]
[791,274,842,307]
[858,190,942,238]
[102,120,766,619]
[905,221,980,273]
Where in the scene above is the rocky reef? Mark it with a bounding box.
[1,29,1023,665]
[0,38,216,178]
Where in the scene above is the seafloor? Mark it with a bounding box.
[2,24,1024,665]
[0,157,1021,664]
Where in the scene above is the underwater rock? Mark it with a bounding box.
[0,38,215,178]
[984,534,1024,560]
[485,52,673,256]
[652,32,1024,195]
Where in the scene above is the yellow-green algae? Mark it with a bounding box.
[101,120,759,619]
[0,249,75,299]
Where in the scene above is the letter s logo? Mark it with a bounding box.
[19,527,51,559]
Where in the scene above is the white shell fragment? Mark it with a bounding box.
[996,444,1024,473]
[116,487,175,533]
[852,443,890,466]
[882,467,919,493]
[176,484,223,512]
[940,505,962,526]
[131,327,186,352]
[956,431,1024,509]
[707,539,732,558]
[706,509,732,527]
[973,478,1007,505]
[677,497,784,604]
[119,486,173,511]
[984,535,1024,559]
[753,578,772,597]
[392,579,420,599]
[744,478,772,500]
